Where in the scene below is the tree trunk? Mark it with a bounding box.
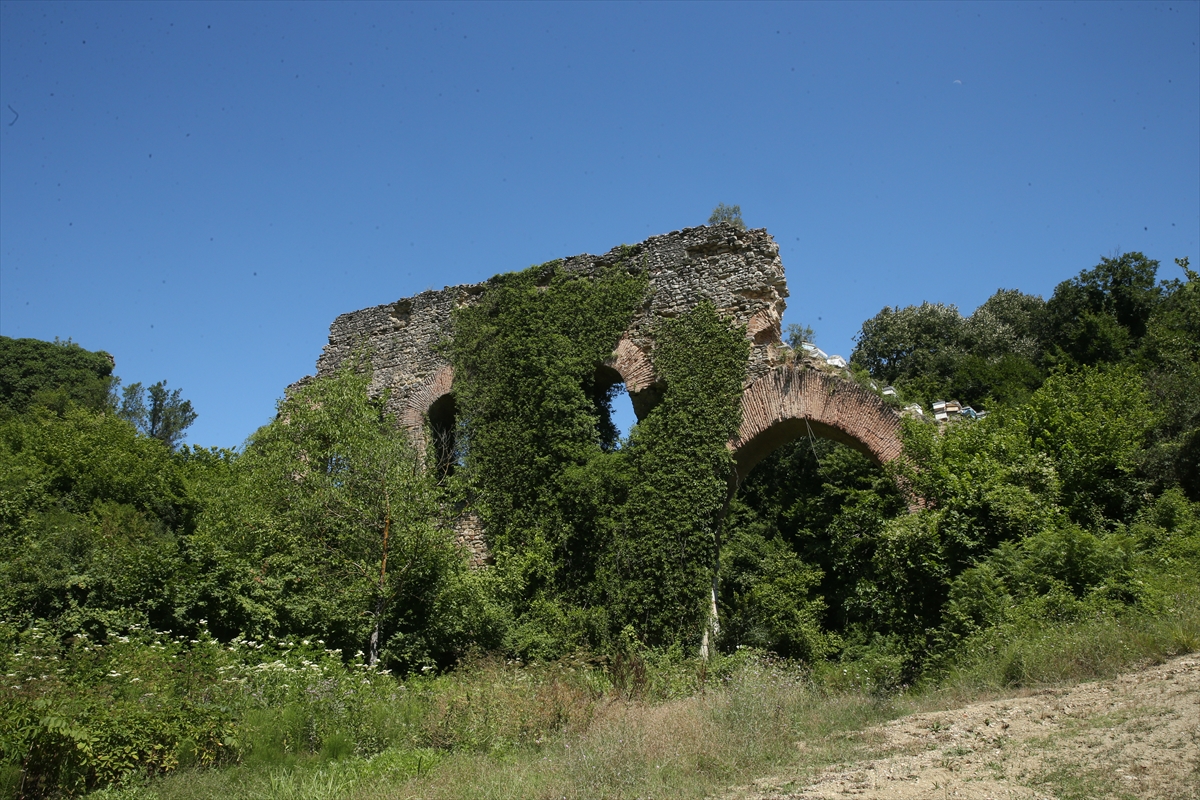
[369,515,392,667]
[368,593,385,666]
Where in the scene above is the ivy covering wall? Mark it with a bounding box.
[449,260,749,654]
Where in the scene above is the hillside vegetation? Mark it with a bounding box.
[0,251,1197,798]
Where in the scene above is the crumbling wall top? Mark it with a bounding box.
[292,223,790,423]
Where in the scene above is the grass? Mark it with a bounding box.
[74,589,1200,800]
[938,588,1200,693]
[386,668,898,800]
[90,655,906,800]
[1034,762,1143,800]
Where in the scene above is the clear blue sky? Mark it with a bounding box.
[2,1,1197,449]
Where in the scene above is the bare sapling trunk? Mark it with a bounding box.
[368,510,391,667]
[699,578,720,660]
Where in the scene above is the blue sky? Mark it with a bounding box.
[2,1,1197,448]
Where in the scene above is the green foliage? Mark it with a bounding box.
[707,204,746,230]
[0,624,419,797]
[450,260,648,552]
[606,303,749,648]
[936,489,1200,685]
[0,624,230,796]
[1024,365,1154,526]
[722,436,906,661]
[191,357,484,672]
[728,358,1168,680]
[0,404,197,636]
[718,526,834,661]
[0,337,114,415]
[0,405,187,521]
[850,293,1047,409]
[1044,252,1161,366]
[117,382,198,452]
[449,259,649,654]
[839,252,1194,681]
[1139,257,1200,499]
[450,258,750,652]
[784,322,815,348]
[852,301,964,387]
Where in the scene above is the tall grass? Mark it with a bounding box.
[101,653,905,800]
[380,657,901,800]
[940,588,1200,692]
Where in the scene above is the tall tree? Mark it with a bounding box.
[193,356,477,669]
[851,292,1047,409]
[118,381,197,451]
[1044,252,1161,366]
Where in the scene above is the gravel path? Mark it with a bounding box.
[730,655,1199,800]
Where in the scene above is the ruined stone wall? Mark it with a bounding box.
[291,223,791,436]
[294,223,910,560]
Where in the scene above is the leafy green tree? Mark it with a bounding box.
[0,337,114,414]
[192,357,483,669]
[726,436,906,638]
[851,292,1046,409]
[0,404,193,634]
[1044,252,1161,367]
[708,203,746,230]
[960,289,1045,361]
[900,409,1061,558]
[851,302,964,388]
[118,381,198,451]
[1139,257,1200,499]
[1024,365,1154,526]
[718,524,835,660]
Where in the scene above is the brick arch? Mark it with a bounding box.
[603,337,663,420]
[604,338,655,393]
[728,366,904,483]
[400,365,455,456]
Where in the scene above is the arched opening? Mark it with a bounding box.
[729,367,906,484]
[590,363,661,450]
[426,392,459,479]
[715,367,914,656]
[609,384,638,442]
[733,417,882,484]
[590,364,629,451]
[604,338,664,422]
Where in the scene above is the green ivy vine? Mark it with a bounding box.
[449,258,749,654]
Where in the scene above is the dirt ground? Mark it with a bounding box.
[731,655,1199,800]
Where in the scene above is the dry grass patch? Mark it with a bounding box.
[358,660,903,800]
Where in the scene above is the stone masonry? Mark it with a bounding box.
[293,224,905,510]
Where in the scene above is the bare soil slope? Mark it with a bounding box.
[732,655,1199,800]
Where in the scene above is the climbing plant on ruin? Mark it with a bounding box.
[603,302,749,649]
[448,258,646,653]
[449,259,749,654]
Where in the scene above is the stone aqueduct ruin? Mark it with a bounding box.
[297,225,905,517]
